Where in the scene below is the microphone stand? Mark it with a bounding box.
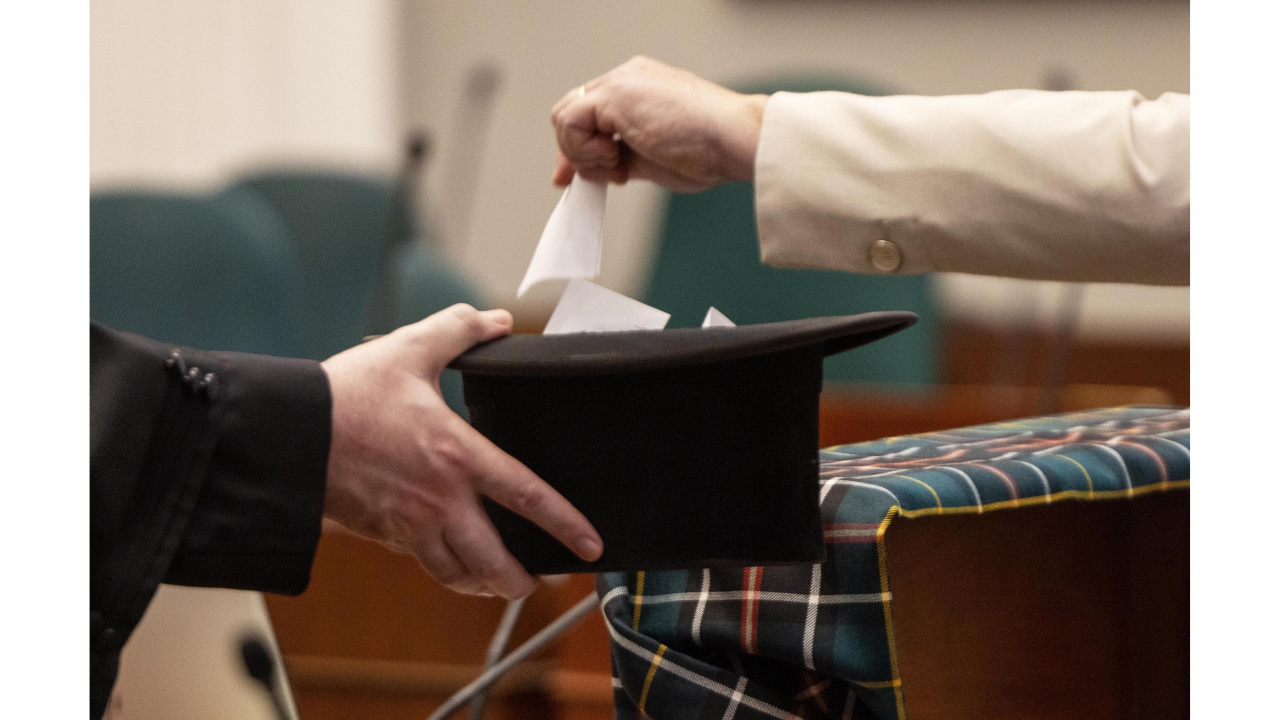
[365,131,431,337]
[239,633,293,720]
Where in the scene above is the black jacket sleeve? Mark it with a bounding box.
[90,322,331,718]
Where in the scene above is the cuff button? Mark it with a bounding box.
[869,239,902,273]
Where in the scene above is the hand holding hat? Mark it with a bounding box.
[320,304,604,599]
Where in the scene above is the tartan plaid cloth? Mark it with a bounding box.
[595,406,1191,720]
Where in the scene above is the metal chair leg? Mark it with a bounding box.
[426,592,599,720]
[467,597,526,720]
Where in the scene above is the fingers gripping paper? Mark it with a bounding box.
[517,175,608,298]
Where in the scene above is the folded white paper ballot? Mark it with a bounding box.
[702,307,736,328]
[543,279,671,335]
[517,175,608,298]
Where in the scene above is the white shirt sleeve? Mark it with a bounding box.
[753,89,1189,285]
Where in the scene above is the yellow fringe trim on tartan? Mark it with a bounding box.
[1042,453,1096,498]
[893,481,1189,519]
[875,507,907,719]
[638,643,667,713]
[633,571,646,631]
[887,474,942,509]
[850,678,902,690]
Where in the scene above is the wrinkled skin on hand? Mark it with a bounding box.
[320,304,603,599]
[551,55,768,193]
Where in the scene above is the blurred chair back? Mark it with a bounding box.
[643,77,939,386]
[227,172,400,360]
[90,190,298,356]
[230,170,483,414]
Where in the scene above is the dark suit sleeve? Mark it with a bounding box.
[91,321,331,598]
[162,345,332,593]
[90,323,331,718]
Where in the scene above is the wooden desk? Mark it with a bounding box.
[888,491,1188,720]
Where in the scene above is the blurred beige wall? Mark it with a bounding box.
[112,586,295,720]
[91,0,402,191]
[90,0,1190,341]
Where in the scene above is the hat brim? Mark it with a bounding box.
[449,311,918,377]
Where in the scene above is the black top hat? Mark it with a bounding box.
[450,312,917,574]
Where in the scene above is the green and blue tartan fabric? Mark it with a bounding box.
[595,406,1190,720]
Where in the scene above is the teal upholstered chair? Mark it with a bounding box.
[225,172,404,361]
[643,78,939,387]
[228,170,483,414]
[90,190,298,356]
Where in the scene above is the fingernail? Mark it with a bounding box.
[576,536,603,561]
